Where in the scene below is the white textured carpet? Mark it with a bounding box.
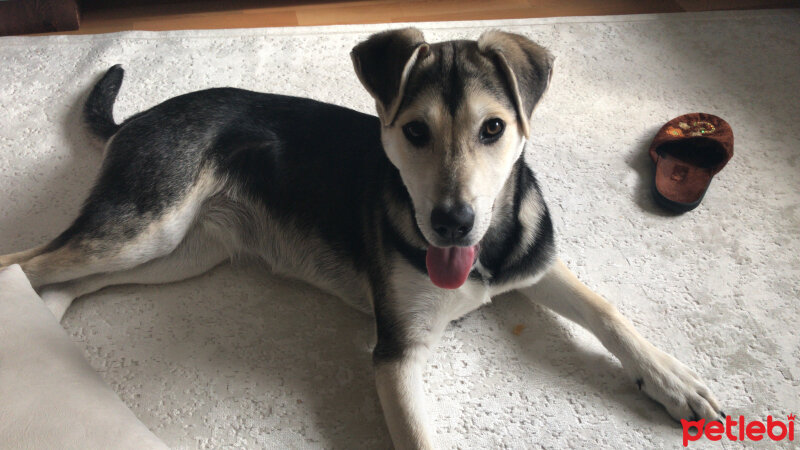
[1,10,799,449]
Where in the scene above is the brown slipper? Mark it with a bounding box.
[649,113,733,212]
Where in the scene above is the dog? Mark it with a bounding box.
[0,28,723,448]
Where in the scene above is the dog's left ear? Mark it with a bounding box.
[478,31,554,138]
[351,28,429,126]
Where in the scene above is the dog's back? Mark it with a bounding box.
[7,67,409,312]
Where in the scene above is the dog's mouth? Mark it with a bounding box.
[425,244,479,289]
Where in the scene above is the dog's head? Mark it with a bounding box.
[352,28,553,288]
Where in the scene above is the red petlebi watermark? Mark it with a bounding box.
[681,414,795,446]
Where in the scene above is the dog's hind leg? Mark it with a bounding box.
[15,170,221,290]
[0,244,51,269]
[38,220,230,321]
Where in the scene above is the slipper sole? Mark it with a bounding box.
[651,181,704,213]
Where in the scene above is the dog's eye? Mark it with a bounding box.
[480,118,505,143]
[402,121,430,147]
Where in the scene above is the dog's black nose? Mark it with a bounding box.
[431,203,475,240]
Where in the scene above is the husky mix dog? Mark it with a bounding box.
[0,29,723,448]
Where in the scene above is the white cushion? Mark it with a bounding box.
[0,265,168,450]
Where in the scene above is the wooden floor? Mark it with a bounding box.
[53,0,798,35]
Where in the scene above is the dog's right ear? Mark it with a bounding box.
[351,28,429,126]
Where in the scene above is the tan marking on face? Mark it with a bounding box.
[381,82,525,247]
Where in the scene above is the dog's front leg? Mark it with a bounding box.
[519,259,724,421]
[371,258,489,448]
[374,345,435,450]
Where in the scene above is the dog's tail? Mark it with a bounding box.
[83,64,124,140]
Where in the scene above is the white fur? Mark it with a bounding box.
[376,256,491,448]
[39,222,229,321]
[518,260,722,421]
[375,347,435,450]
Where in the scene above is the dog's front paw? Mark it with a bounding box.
[629,345,723,422]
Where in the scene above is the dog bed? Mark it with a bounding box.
[0,265,167,449]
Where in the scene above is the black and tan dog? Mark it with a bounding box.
[0,28,723,448]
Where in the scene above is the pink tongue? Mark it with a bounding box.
[425,245,476,289]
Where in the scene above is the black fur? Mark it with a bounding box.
[397,39,516,124]
[478,159,555,285]
[350,27,426,124]
[84,64,124,140]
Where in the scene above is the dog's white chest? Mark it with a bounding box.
[389,258,491,344]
